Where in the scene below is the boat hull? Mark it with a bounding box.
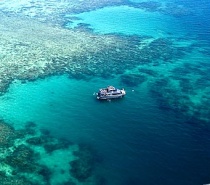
[97,94,125,100]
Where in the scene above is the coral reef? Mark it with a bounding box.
[0,6,203,123]
[0,175,34,185]
[0,12,140,90]
[0,7,192,94]
[0,0,208,126]
[0,120,101,185]
[0,120,16,147]
[139,38,188,62]
[148,59,210,123]
[4,144,37,172]
[0,0,125,25]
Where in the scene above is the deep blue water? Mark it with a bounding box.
[0,0,210,185]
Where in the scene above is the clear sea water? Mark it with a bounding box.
[65,5,187,38]
[0,0,210,185]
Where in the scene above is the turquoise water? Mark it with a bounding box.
[0,0,210,184]
[1,75,210,185]
[65,5,188,38]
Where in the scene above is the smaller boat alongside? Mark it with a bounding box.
[96,86,126,100]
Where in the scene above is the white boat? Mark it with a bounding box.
[96,86,126,100]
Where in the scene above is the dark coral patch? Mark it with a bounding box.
[70,144,95,182]
[4,144,37,172]
[43,138,71,153]
[26,136,50,146]
[70,159,93,182]
[138,68,158,77]
[130,1,162,12]
[0,175,35,185]
[120,73,147,87]
[25,121,37,129]
[37,165,52,183]
[0,120,16,147]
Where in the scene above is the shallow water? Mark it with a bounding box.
[0,0,210,184]
[65,5,187,38]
